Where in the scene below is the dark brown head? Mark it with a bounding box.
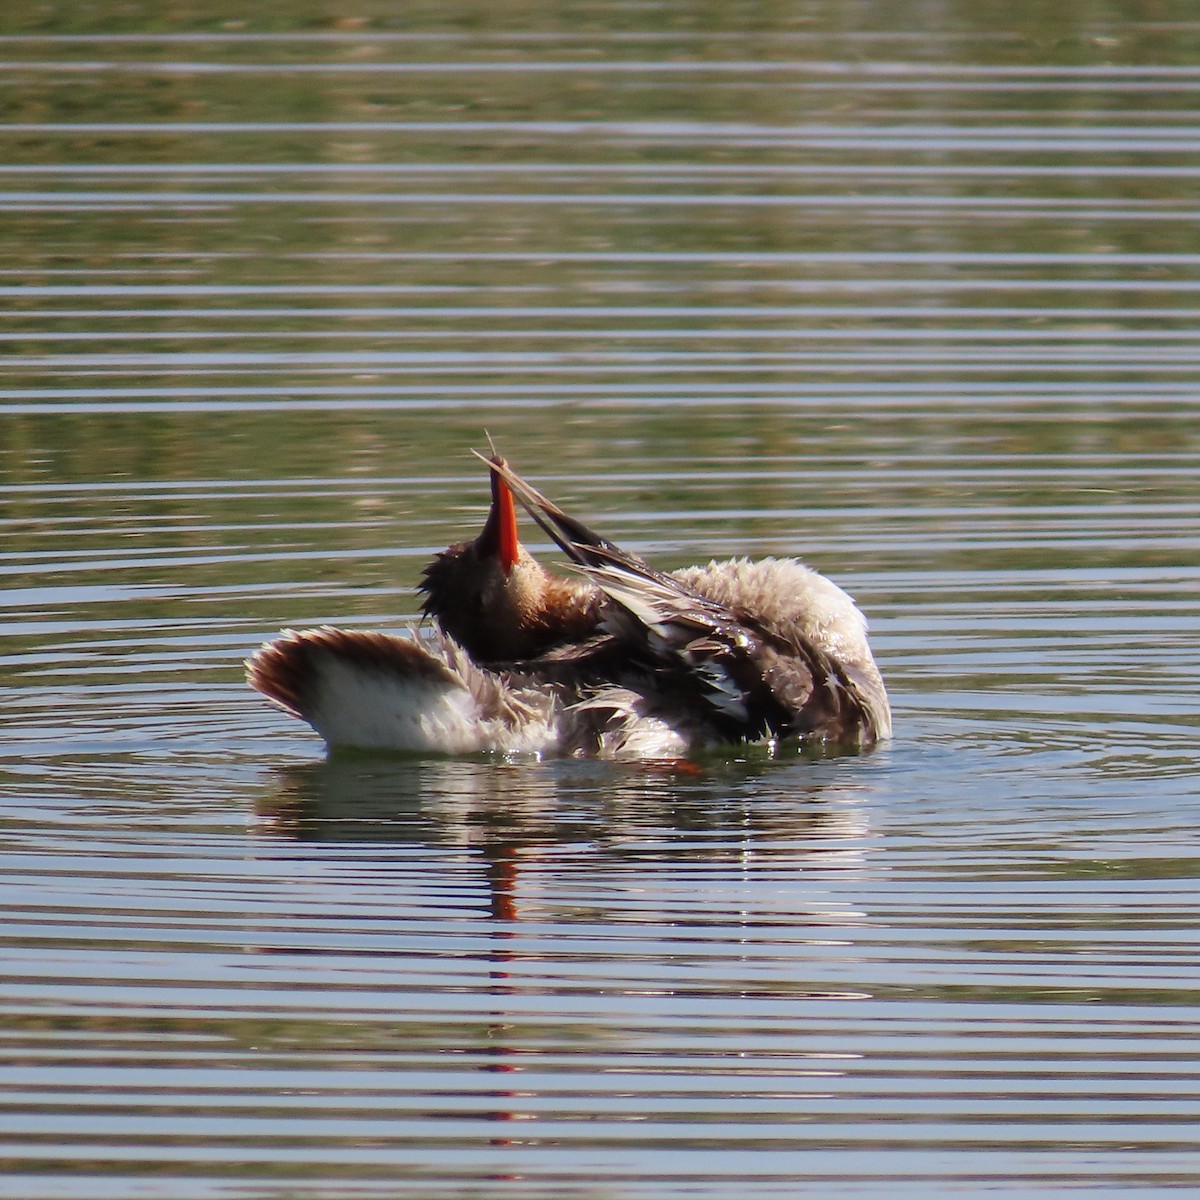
[420,457,600,664]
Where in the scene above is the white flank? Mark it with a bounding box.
[249,630,563,756]
[300,652,483,754]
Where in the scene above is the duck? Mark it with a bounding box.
[246,452,891,759]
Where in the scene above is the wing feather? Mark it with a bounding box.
[479,452,883,746]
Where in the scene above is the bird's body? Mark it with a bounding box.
[247,455,890,759]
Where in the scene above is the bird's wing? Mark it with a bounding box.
[482,453,881,744]
[478,453,795,733]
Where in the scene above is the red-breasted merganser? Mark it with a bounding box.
[246,454,891,758]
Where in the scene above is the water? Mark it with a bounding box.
[2,5,1200,1197]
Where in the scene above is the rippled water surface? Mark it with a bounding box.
[2,5,1200,1197]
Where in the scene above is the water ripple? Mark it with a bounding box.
[2,15,1200,1198]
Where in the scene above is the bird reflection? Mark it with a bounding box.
[251,756,876,1137]
[254,753,875,917]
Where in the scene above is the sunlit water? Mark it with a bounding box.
[1,8,1200,1198]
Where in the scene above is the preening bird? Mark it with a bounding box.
[247,453,890,759]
